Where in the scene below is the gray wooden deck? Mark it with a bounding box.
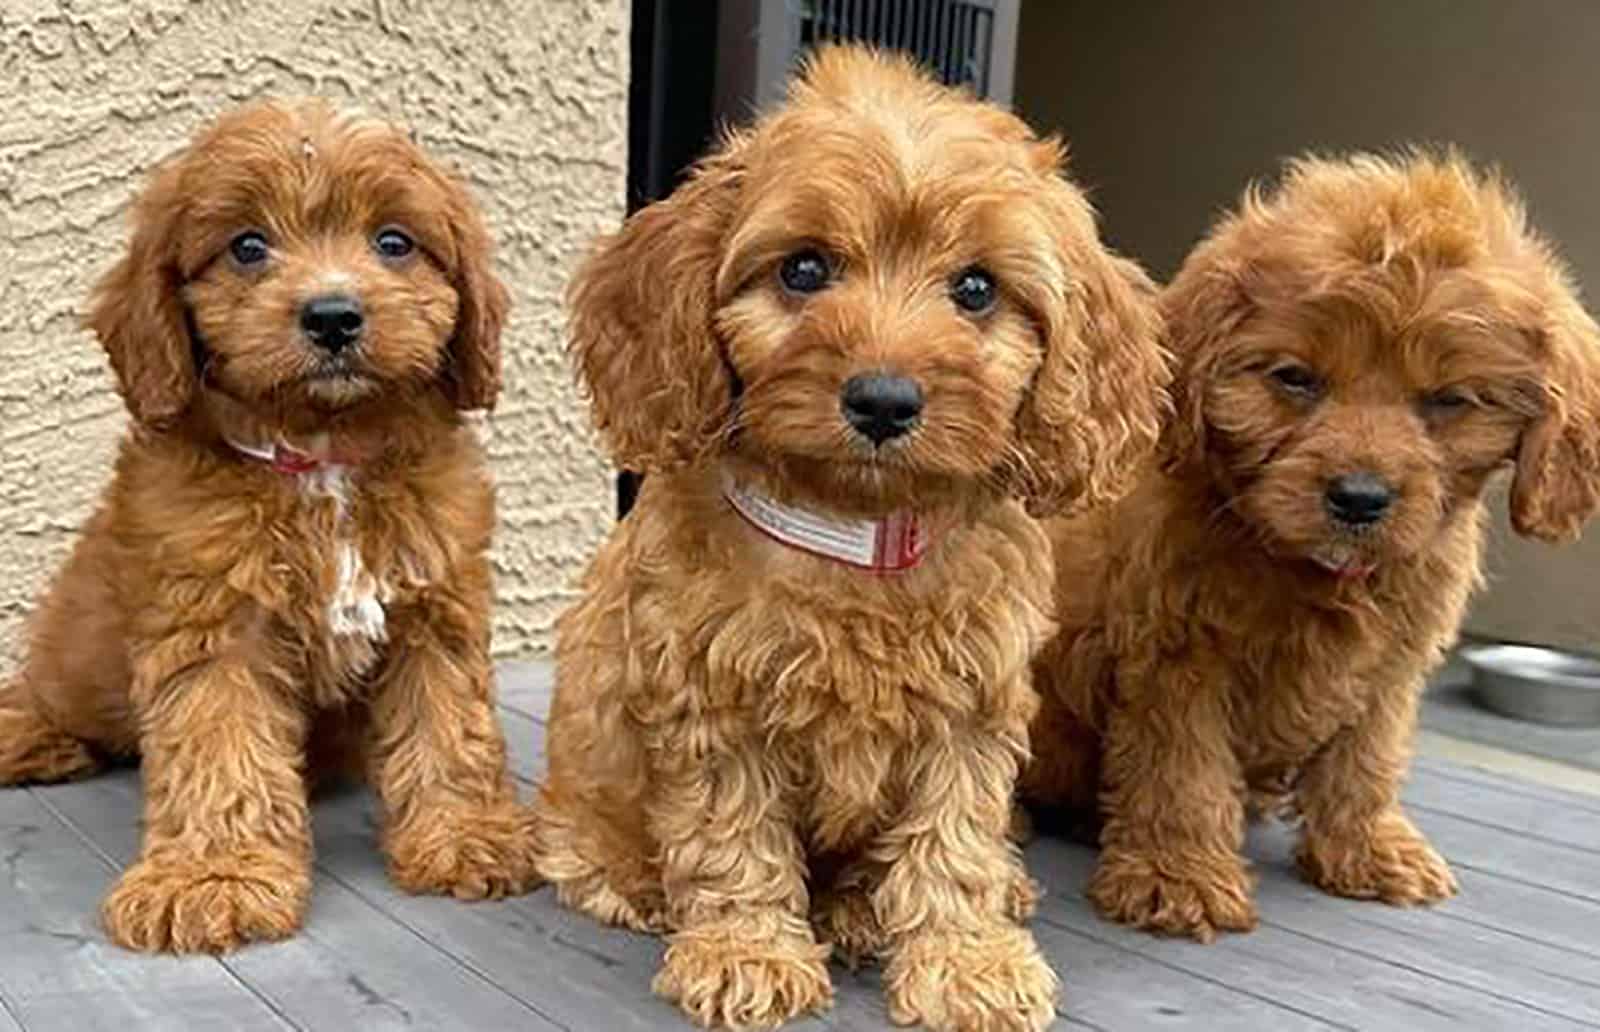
[2,661,1598,1031]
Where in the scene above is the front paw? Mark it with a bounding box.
[386,804,539,900]
[812,885,886,968]
[102,849,310,953]
[654,918,833,1029]
[886,927,1059,1032]
[1088,846,1258,943]
[1298,812,1458,905]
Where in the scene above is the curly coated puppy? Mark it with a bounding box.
[533,46,1168,1031]
[0,99,535,952]
[1022,151,1600,942]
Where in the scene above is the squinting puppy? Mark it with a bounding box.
[535,46,1168,1032]
[1023,151,1600,942]
[0,100,535,953]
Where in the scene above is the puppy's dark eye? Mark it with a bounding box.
[229,231,270,267]
[778,250,832,295]
[1269,364,1323,398]
[950,267,998,315]
[374,227,415,260]
[1421,386,1473,414]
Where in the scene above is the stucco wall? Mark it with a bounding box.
[0,0,627,664]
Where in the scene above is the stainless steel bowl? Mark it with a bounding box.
[1460,644,1600,727]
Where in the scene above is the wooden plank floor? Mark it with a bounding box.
[2,660,1597,1031]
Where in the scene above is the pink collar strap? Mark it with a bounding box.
[226,437,361,475]
[723,472,929,572]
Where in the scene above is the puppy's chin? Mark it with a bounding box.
[301,372,382,409]
[1244,501,1385,576]
[744,447,980,517]
[1306,541,1382,580]
[816,455,927,509]
[736,407,1006,514]
[1250,509,1422,583]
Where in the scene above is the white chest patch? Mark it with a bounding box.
[297,465,392,642]
[328,543,390,641]
[301,464,353,511]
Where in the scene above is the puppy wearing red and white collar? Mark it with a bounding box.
[0,99,534,953]
[533,47,1167,1032]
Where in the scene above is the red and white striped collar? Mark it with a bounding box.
[225,437,364,475]
[722,471,930,573]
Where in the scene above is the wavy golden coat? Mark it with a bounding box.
[0,100,533,953]
[1024,151,1600,942]
[534,46,1168,1031]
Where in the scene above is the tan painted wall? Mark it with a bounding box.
[1015,0,1600,656]
[0,0,628,664]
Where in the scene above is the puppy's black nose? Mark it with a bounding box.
[301,294,364,354]
[1325,472,1395,526]
[841,374,923,444]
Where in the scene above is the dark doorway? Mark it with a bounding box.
[617,0,723,517]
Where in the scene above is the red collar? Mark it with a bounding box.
[723,473,930,572]
[225,437,364,475]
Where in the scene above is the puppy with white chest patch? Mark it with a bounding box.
[0,99,536,953]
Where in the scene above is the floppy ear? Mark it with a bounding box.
[1156,252,1254,472]
[438,182,509,411]
[1509,296,1600,542]
[566,143,744,473]
[1010,217,1170,517]
[85,160,196,428]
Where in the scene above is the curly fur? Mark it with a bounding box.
[536,46,1168,1030]
[1022,150,1600,943]
[0,99,533,954]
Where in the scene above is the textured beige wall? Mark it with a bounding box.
[0,0,627,663]
[1016,0,1600,655]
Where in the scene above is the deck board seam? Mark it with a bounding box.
[1407,802,1600,856]
[1035,914,1356,1030]
[1324,903,1600,984]
[25,786,306,1031]
[1448,859,1600,906]
[0,982,25,1032]
[1258,917,1600,1027]
[1411,764,1600,816]
[1429,908,1600,964]
[313,862,574,1032]
[209,963,312,1032]
[26,785,120,869]
[498,701,544,725]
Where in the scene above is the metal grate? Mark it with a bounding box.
[794,0,1000,95]
[714,0,1018,121]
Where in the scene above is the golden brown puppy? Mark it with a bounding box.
[0,100,534,953]
[534,46,1167,1032]
[1023,151,1600,942]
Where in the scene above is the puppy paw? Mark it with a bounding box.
[886,926,1059,1032]
[653,918,833,1029]
[0,704,100,785]
[1088,847,1257,943]
[812,886,886,968]
[1298,813,1458,905]
[552,873,667,934]
[102,849,309,953]
[386,804,540,900]
[1004,870,1042,924]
